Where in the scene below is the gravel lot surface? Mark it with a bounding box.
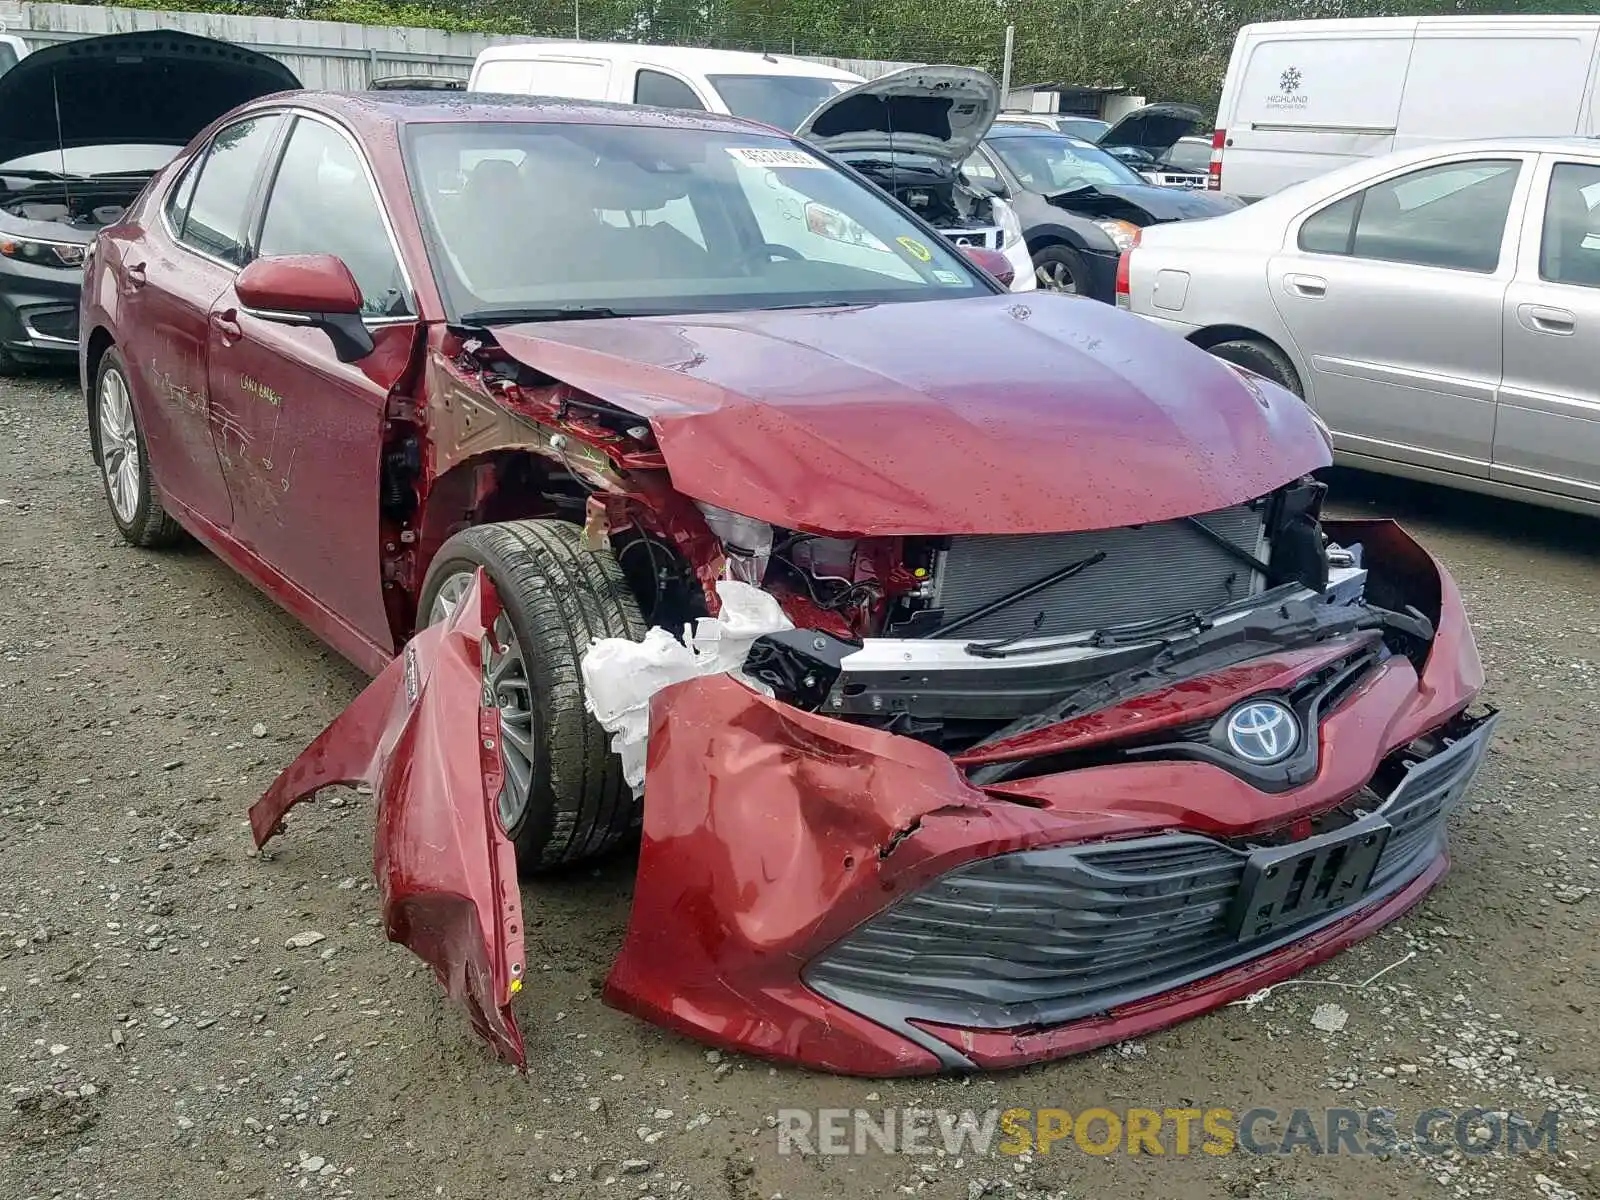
[2,371,1597,1200]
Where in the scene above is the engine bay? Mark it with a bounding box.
[844,153,1006,247]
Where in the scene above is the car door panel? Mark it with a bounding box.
[207,113,418,656]
[206,300,409,656]
[1495,155,1600,503]
[1268,156,1531,477]
[1271,256,1506,475]
[117,113,287,530]
[116,234,235,525]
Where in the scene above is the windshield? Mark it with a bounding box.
[987,134,1145,193]
[707,74,852,132]
[404,121,990,323]
[0,143,180,177]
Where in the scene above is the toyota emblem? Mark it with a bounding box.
[1225,700,1300,765]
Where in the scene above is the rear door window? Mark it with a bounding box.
[1300,159,1520,272]
[180,116,283,265]
[1540,161,1600,288]
[634,69,706,111]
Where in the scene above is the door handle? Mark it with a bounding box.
[125,262,146,289]
[1517,303,1575,335]
[209,310,242,341]
[1285,273,1327,298]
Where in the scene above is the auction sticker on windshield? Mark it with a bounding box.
[727,146,827,169]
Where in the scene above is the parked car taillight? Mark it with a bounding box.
[1208,129,1225,191]
[1114,229,1140,309]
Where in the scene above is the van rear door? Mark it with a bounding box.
[1393,20,1598,151]
[1220,21,1415,201]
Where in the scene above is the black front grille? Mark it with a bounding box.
[806,711,1497,1043]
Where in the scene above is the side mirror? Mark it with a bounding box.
[235,253,374,363]
[960,244,1015,288]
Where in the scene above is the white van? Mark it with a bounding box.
[0,33,28,78]
[468,42,862,132]
[1211,16,1600,200]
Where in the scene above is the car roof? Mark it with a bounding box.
[1376,135,1600,160]
[472,41,862,81]
[265,89,789,138]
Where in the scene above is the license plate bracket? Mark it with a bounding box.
[1228,813,1391,942]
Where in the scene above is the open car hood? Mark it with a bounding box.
[0,30,300,163]
[795,65,1000,164]
[487,293,1329,536]
[1044,181,1243,222]
[1096,102,1202,156]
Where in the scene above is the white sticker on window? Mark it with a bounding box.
[932,269,965,284]
[727,145,827,170]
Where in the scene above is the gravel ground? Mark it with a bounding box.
[2,371,1598,1200]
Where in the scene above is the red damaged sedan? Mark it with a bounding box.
[82,90,1494,1075]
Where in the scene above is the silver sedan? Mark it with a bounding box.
[1123,138,1600,517]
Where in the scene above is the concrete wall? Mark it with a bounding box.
[0,2,919,88]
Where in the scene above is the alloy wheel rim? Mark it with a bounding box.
[1036,260,1078,294]
[98,368,141,523]
[431,571,536,833]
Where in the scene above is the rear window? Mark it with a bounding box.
[0,43,17,77]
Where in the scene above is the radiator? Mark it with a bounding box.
[931,503,1268,642]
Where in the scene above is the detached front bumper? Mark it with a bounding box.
[252,520,1490,1076]
[603,519,1490,1074]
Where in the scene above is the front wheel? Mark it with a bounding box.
[1032,245,1088,294]
[93,346,183,547]
[418,520,645,873]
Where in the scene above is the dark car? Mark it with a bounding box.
[0,31,297,372]
[1097,102,1210,189]
[83,90,1489,1075]
[962,124,1240,297]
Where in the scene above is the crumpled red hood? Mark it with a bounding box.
[491,294,1331,535]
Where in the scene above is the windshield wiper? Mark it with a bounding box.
[966,582,1307,661]
[762,299,871,311]
[0,168,156,181]
[457,305,629,325]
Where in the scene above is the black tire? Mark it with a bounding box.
[419,520,646,873]
[92,346,184,548]
[1206,338,1303,397]
[0,343,22,377]
[1031,244,1089,295]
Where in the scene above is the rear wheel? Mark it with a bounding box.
[1206,338,1303,396]
[1032,244,1088,294]
[93,346,183,547]
[418,520,645,873]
